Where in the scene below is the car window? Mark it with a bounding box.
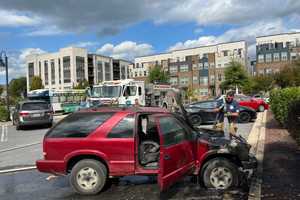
[159,116,186,147]
[46,112,113,138]
[22,102,50,110]
[123,86,137,96]
[193,101,215,109]
[107,114,135,138]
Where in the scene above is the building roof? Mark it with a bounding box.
[256,31,300,39]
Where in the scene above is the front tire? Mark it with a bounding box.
[202,158,239,190]
[189,114,202,126]
[258,105,265,112]
[238,112,251,123]
[70,159,107,195]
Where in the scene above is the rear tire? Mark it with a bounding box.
[189,114,202,126]
[70,159,107,195]
[202,158,239,190]
[258,105,265,112]
[238,112,251,123]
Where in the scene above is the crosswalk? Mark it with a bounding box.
[0,125,8,142]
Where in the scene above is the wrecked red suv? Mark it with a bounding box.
[36,107,257,195]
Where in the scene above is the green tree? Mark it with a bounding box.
[221,61,249,91]
[30,76,44,90]
[9,77,27,98]
[74,79,90,89]
[148,65,169,84]
[275,61,300,88]
[0,86,3,97]
[251,75,274,93]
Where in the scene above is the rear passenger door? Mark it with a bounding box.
[157,114,195,191]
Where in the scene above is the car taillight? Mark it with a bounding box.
[19,112,29,116]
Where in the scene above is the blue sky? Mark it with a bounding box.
[0,0,300,84]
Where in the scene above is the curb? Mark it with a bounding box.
[247,111,267,200]
[0,166,36,174]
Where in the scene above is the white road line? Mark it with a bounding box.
[0,166,37,174]
[0,142,41,153]
[0,125,4,142]
[4,125,8,142]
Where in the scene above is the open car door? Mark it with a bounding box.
[156,114,195,191]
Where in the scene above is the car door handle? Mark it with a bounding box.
[164,154,171,160]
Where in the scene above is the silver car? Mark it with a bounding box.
[12,100,53,130]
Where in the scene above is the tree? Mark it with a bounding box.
[9,77,27,98]
[275,61,300,88]
[30,76,44,90]
[221,61,249,91]
[74,79,90,89]
[148,65,169,84]
[0,86,3,97]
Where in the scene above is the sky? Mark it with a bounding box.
[1,0,300,84]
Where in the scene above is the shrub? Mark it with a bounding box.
[287,100,300,144]
[270,87,300,125]
[0,106,9,121]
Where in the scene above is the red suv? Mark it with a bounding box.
[36,107,256,195]
[235,95,269,112]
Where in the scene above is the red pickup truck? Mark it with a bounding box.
[36,107,256,195]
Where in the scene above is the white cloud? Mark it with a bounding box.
[25,25,67,36]
[68,41,100,48]
[0,10,40,27]
[97,41,154,60]
[0,48,46,80]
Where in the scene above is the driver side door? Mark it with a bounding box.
[156,114,195,191]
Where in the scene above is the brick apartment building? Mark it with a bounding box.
[130,41,248,97]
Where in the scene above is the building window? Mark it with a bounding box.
[266,68,273,74]
[180,64,189,72]
[44,61,49,85]
[38,61,41,77]
[223,51,229,57]
[274,53,280,62]
[200,76,208,85]
[266,54,272,63]
[51,59,55,84]
[281,52,288,61]
[76,56,85,82]
[121,66,126,79]
[203,62,209,69]
[199,88,209,96]
[28,63,34,85]
[210,75,215,83]
[258,54,264,63]
[218,74,222,81]
[179,77,189,86]
[58,58,61,84]
[135,72,138,77]
[192,63,199,70]
[104,62,110,81]
[63,56,71,83]
[144,71,147,76]
[170,77,178,85]
[193,76,198,84]
[170,66,178,73]
[97,61,103,83]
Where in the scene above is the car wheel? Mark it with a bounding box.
[202,158,239,190]
[189,114,202,126]
[258,105,265,112]
[70,159,107,195]
[238,112,251,123]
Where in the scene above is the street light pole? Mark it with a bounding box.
[0,51,9,116]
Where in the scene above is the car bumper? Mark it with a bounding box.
[36,159,66,175]
[20,119,53,126]
[241,155,257,179]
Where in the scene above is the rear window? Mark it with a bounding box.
[22,102,50,110]
[46,112,114,138]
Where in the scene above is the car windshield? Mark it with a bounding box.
[22,102,50,110]
[91,86,122,98]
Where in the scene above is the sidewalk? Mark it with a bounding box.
[261,112,300,199]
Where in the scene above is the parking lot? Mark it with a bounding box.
[0,116,254,200]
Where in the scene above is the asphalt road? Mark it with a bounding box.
[0,117,254,200]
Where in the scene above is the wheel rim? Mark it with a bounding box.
[76,167,99,191]
[210,167,233,189]
[259,105,264,112]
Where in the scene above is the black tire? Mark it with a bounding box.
[201,158,239,190]
[258,105,265,112]
[70,159,107,195]
[189,114,202,126]
[238,112,251,123]
[16,122,22,130]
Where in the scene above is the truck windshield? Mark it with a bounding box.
[91,86,121,98]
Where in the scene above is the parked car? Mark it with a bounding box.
[36,107,256,195]
[252,94,270,104]
[12,100,53,130]
[185,100,257,126]
[235,95,269,112]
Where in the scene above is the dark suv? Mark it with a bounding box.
[12,100,53,130]
[36,107,256,195]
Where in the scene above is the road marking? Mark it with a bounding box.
[0,125,4,142]
[247,111,267,200]
[0,142,41,153]
[1,125,9,142]
[0,166,36,174]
